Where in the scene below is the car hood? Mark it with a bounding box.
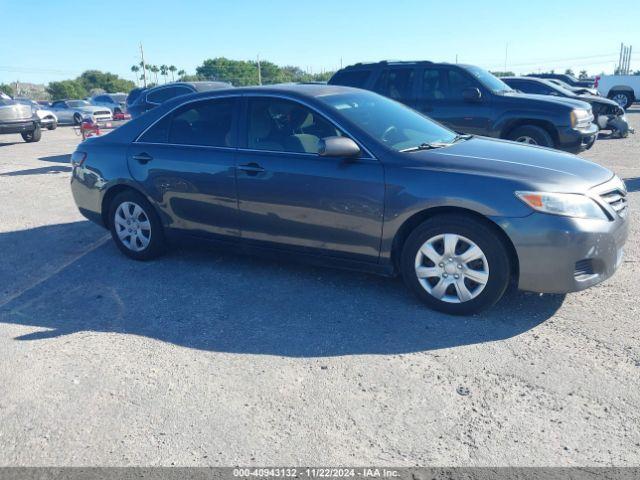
[502,91,591,110]
[0,102,33,122]
[410,137,613,192]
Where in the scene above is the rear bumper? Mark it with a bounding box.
[557,123,598,153]
[0,119,37,134]
[497,212,628,293]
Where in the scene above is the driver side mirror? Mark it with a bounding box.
[462,87,482,102]
[318,136,361,158]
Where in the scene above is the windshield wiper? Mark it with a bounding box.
[399,142,451,152]
[453,134,473,143]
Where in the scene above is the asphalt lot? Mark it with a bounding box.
[0,113,639,466]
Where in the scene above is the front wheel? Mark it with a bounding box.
[506,125,554,148]
[400,215,511,315]
[73,113,83,125]
[21,124,42,143]
[108,190,166,260]
[47,121,57,131]
[609,91,633,110]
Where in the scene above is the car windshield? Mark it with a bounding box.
[542,79,576,96]
[68,100,90,107]
[0,98,15,106]
[111,94,127,103]
[463,65,514,93]
[317,90,457,151]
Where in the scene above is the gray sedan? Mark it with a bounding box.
[69,85,628,315]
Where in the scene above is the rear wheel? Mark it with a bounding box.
[21,124,41,143]
[73,113,83,125]
[609,91,634,110]
[108,190,166,260]
[47,121,57,130]
[506,125,554,148]
[400,215,511,315]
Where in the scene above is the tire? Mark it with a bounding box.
[608,91,633,110]
[400,214,511,315]
[73,113,83,125]
[506,125,554,148]
[108,190,166,261]
[47,121,57,131]
[21,124,42,143]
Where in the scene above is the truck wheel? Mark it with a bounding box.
[507,125,554,148]
[608,91,633,110]
[21,124,42,143]
[400,214,511,315]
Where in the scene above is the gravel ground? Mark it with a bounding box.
[0,113,639,467]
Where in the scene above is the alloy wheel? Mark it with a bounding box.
[114,201,152,252]
[414,233,490,304]
[611,93,629,109]
[515,135,537,145]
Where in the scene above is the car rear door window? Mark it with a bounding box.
[147,87,177,104]
[421,68,446,99]
[330,70,371,88]
[168,98,236,147]
[373,69,415,100]
[246,97,342,154]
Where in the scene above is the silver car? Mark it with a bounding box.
[49,100,112,125]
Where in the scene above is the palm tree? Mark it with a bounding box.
[149,65,159,84]
[169,65,177,82]
[177,69,186,80]
[160,65,169,83]
[130,65,140,85]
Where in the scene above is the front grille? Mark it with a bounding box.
[94,110,111,117]
[600,187,628,218]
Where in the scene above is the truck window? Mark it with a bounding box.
[330,70,371,88]
[374,69,414,100]
[421,69,446,99]
[445,69,476,99]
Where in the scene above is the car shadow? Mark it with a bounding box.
[38,154,71,163]
[0,221,565,357]
[0,165,72,176]
[624,176,640,193]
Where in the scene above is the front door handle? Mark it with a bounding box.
[237,162,265,175]
[132,152,153,164]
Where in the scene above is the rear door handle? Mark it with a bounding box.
[132,152,153,164]
[237,162,265,175]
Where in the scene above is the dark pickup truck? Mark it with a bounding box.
[328,61,598,153]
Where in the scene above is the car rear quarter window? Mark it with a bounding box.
[374,68,415,101]
[168,98,236,147]
[147,87,178,104]
[329,70,371,88]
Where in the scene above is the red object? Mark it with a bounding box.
[81,118,101,140]
[113,112,131,121]
[594,75,600,88]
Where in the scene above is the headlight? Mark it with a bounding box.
[570,108,591,128]
[515,191,607,220]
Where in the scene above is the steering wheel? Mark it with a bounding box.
[382,125,399,144]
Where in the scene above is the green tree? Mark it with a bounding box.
[578,70,589,79]
[77,70,134,93]
[564,68,575,77]
[177,69,186,80]
[46,80,87,100]
[0,83,14,97]
[169,65,177,82]
[160,65,169,83]
[131,65,140,85]
[149,65,159,84]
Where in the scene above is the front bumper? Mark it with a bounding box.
[0,119,37,135]
[557,123,598,153]
[497,210,628,293]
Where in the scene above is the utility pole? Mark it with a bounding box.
[628,46,633,74]
[139,43,147,88]
[504,42,509,73]
[257,54,262,85]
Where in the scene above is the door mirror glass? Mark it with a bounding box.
[318,136,361,158]
[462,87,482,102]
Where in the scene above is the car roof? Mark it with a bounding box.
[144,81,231,93]
[337,60,472,70]
[176,83,363,100]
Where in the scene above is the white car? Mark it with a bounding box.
[14,98,58,130]
[49,100,112,125]
[595,75,640,109]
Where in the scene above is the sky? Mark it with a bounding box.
[1,0,638,85]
